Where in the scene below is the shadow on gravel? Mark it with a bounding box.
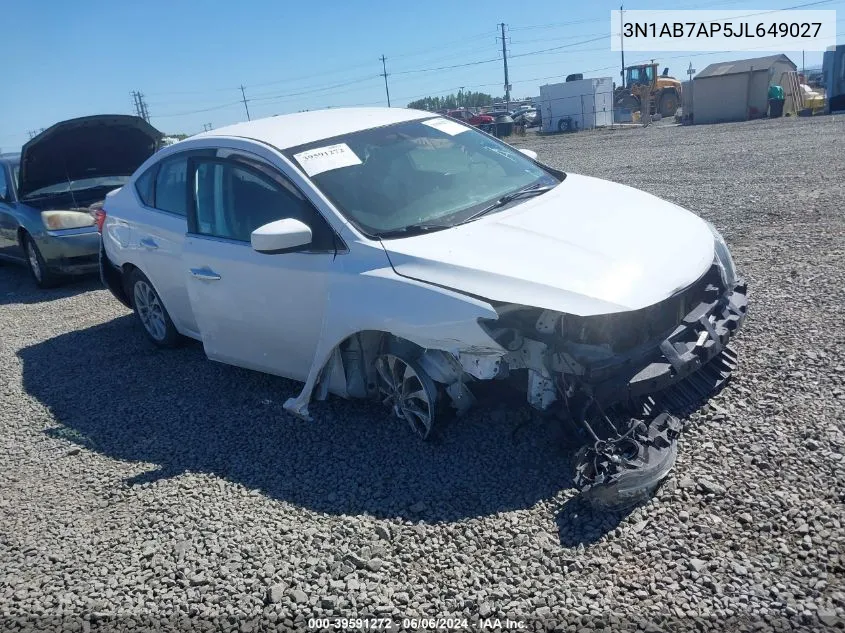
[18,315,635,538]
[554,496,632,547]
[0,265,100,305]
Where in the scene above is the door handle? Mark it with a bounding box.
[190,267,221,281]
[139,237,158,250]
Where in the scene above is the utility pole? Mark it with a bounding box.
[499,23,510,109]
[620,4,625,88]
[240,85,251,121]
[379,55,391,107]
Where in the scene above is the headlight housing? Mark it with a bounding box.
[41,210,96,231]
[706,221,737,288]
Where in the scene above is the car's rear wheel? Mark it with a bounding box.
[375,353,438,440]
[23,234,60,289]
[128,269,182,347]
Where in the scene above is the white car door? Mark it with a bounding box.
[181,154,340,380]
[130,149,215,338]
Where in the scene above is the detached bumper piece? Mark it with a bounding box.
[573,278,747,509]
[574,412,682,510]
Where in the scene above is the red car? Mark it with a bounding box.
[445,109,494,127]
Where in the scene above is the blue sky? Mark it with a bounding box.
[1,0,841,151]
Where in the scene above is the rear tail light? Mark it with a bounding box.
[95,209,107,233]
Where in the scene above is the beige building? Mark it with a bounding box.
[692,54,797,124]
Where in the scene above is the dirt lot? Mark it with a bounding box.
[1,115,843,632]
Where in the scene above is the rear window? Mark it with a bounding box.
[155,158,188,216]
[135,166,156,207]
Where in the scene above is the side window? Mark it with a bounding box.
[134,165,157,206]
[154,157,188,216]
[0,167,7,202]
[190,159,335,251]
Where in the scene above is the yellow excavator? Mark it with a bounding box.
[614,63,682,118]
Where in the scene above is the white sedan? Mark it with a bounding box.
[99,107,747,506]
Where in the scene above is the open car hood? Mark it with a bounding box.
[18,115,162,199]
[380,174,716,316]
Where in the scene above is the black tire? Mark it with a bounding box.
[127,268,182,348]
[557,118,571,132]
[22,233,61,289]
[658,91,679,118]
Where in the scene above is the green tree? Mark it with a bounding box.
[408,91,500,111]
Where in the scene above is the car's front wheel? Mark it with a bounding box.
[374,353,439,440]
[128,269,182,347]
[22,234,60,289]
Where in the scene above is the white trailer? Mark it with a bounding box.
[539,77,614,133]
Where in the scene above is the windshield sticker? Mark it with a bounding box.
[293,143,362,177]
[421,117,469,136]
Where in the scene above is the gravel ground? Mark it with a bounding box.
[1,115,843,632]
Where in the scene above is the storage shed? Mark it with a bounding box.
[692,54,797,124]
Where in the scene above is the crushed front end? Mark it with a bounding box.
[479,261,748,507]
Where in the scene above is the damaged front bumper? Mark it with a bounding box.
[588,276,748,410]
[476,267,748,508]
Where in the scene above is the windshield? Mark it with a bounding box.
[24,176,130,198]
[285,118,560,237]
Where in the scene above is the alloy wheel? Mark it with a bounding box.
[375,354,437,440]
[133,280,167,342]
[26,240,42,282]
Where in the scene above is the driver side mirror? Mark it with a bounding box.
[251,218,312,253]
[519,148,538,161]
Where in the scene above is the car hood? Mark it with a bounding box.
[18,115,162,199]
[380,173,716,316]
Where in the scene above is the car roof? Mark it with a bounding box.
[194,107,432,151]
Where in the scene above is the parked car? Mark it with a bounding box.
[445,108,494,127]
[100,106,747,507]
[513,108,540,128]
[0,115,161,287]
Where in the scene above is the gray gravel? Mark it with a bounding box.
[1,115,844,632]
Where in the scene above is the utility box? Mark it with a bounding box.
[539,77,614,133]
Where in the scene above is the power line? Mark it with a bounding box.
[249,76,379,103]
[392,57,501,76]
[152,101,243,119]
[143,31,496,99]
[508,35,609,60]
[379,55,391,107]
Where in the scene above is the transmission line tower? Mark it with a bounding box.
[131,91,150,122]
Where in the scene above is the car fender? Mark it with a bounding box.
[283,262,505,420]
